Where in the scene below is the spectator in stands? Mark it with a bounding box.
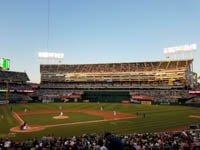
[104,132,124,150]
[98,138,108,150]
[4,138,11,148]
[2,129,200,149]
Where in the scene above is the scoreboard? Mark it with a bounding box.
[0,58,10,70]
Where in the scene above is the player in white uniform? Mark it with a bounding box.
[60,112,63,116]
[113,111,116,116]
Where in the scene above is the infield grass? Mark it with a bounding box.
[21,112,104,125]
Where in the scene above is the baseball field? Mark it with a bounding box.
[0,102,200,141]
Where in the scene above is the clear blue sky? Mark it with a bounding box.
[0,0,200,83]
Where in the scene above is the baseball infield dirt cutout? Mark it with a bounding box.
[10,109,137,133]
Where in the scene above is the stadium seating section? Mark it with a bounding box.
[40,59,196,88]
[0,71,29,82]
[40,59,192,73]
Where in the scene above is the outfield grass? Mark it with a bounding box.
[0,103,200,141]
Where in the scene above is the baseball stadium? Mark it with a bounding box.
[2,0,200,148]
[1,54,200,149]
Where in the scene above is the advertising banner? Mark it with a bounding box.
[24,90,34,93]
[121,100,130,104]
[60,94,81,99]
[131,95,154,100]
[189,91,200,94]
[130,99,141,104]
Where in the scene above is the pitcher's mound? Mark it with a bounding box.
[53,116,69,119]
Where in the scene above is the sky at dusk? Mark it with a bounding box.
[0,0,200,83]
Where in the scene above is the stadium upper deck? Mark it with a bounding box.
[0,70,29,82]
[40,59,196,86]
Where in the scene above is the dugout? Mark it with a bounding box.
[82,91,130,102]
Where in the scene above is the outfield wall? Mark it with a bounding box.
[82,91,130,102]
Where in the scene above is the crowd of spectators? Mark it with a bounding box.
[0,70,33,102]
[40,82,185,90]
[32,89,83,97]
[1,130,200,149]
[40,60,192,90]
[131,89,190,103]
[40,60,190,74]
[0,71,29,82]
[0,83,32,90]
[192,83,200,91]
[36,85,190,103]
[184,83,200,104]
[0,93,32,101]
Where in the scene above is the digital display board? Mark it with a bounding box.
[0,58,10,70]
[0,90,8,92]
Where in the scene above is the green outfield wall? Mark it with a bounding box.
[82,91,130,102]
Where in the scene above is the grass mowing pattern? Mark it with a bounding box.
[21,112,104,125]
[0,106,18,136]
[0,103,200,140]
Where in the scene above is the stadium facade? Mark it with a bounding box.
[0,58,199,104]
[38,59,198,103]
[40,59,196,86]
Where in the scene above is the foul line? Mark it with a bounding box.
[45,116,136,128]
[12,112,24,125]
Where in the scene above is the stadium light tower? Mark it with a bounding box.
[38,52,64,64]
[37,1,65,64]
[164,44,197,60]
